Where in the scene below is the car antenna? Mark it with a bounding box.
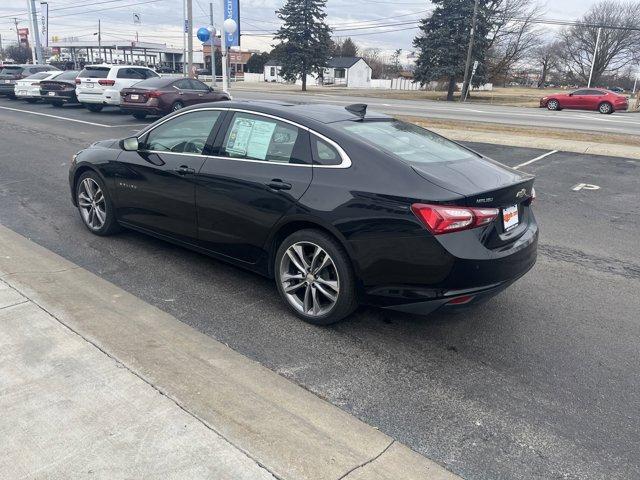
[345,103,367,120]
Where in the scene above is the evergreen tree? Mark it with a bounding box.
[340,38,358,57]
[245,51,270,73]
[274,0,332,91]
[413,0,490,100]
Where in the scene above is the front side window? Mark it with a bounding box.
[142,110,221,154]
[339,120,477,164]
[573,89,589,96]
[221,113,302,164]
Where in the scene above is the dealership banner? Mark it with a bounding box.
[224,0,240,47]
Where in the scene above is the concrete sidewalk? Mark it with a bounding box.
[0,224,461,480]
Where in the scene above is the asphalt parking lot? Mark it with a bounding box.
[1,98,639,480]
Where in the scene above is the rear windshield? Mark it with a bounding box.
[55,70,80,80]
[130,77,172,88]
[78,66,109,78]
[339,120,477,164]
[25,72,53,80]
[0,66,23,75]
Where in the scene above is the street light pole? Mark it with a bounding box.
[220,4,228,93]
[186,0,193,77]
[182,0,187,76]
[210,2,217,88]
[28,0,44,64]
[98,19,102,62]
[461,0,479,101]
[588,27,602,88]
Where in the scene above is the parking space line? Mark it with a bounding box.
[0,105,146,129]
[513,150,558,170]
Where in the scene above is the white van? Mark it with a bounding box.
[76,64,159,112]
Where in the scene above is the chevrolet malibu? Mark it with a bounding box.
[68,101,538,324]
[540,88,628,114]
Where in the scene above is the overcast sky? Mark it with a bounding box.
[0,0,601,56]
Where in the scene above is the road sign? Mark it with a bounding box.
[133,13,141,24]
[472,60,479,75]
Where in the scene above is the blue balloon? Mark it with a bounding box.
[197,27,210,42]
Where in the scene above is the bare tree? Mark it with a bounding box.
[532,39,561,87]
[559,0,640,86]
[485,0,545,85]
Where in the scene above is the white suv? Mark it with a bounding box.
[76,64,159,112]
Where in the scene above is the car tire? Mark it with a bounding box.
[86,104,104,112]
[25,98,38,103]
[275,229,358,325]
[171,101,184,112]
[547,99,560,111]
[132,112,147,120]
[51,101,64,107]
[598,102,613,114]
[75,171,121,236]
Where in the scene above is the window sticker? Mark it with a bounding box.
[226,117,277,160]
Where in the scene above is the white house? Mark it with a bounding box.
[323,57,371,88]
[263,56,372,88]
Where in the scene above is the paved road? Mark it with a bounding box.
[233,87,640,136]
[1,98,639,480]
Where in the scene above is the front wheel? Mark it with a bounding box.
[75,171,121,236]
[25,98,38,103]
[547,99,560,111]
[132,112,147,120]
[275,229,358,325]
[51,101,64,107]
[85,104,103,112]
[598,102,613,114]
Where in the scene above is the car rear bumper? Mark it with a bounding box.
[77,91,121,105]
[0,84,16,95]
[360,215,539,314]
[42,91,77,103]
[120,103,165,116]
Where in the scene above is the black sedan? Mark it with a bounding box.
[40,70,80,106]
[68,101,538,324]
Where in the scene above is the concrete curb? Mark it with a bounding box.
[428,127,640,160]
[0,224,462,480]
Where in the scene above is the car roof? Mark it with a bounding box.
[83,64,153,70]
[183,100,392,126]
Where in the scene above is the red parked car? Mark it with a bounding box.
[120,77,230,119]
[540,88,628,114]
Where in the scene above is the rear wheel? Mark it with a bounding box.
[86,104,103,112]
[171,101,184,112]
[547,99,560,111]
[598,102,613,114]
[51,101,64,107]
[132,112,147,120]
[75,171,121,236]
[275,229,358,325]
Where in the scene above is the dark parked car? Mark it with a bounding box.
[120,77,230,119]
[0,64,59,98]
[155,65,176,74]
[68,101,538,324]
[540,88,628,114]
[40,70,81,106]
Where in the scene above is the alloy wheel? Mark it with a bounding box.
[599,103,611,114]
[279,241,340,317]
[78,178,106,231]
[548,100,558,110]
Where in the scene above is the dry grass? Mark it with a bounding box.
[397,116,640,147]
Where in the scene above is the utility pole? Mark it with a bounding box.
[28,0,44,64]
[182,0,187,76]
[461,0,479,102]
[14,18,21,45]
[209,2,217,87]
[98,19,102,62]
[186,0,193,77]
[587,27,602,88]
[220,0,228,92]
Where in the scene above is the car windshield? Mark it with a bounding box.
[78,67,109,78]
[339,120,477,164]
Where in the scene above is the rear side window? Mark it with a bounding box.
[117,68,147,79]
[174,79,191,89]
[188,79,209,91]
[311,136,341,166]
[79,67,109,78]
[221,112,304,164]
[56,70,80,80]
[340,120,476,164]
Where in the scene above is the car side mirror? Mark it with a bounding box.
[121,136,139,151]
[568,93,573,96]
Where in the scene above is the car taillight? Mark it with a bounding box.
[531,187,536,202]
[98,79,115,86]
[411,203,499,235]
[75,78,81,84]
[30,82,40,86]
[147,90,163,98]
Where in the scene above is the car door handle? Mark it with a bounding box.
[174,165,195,175]
[266,179,292,191]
